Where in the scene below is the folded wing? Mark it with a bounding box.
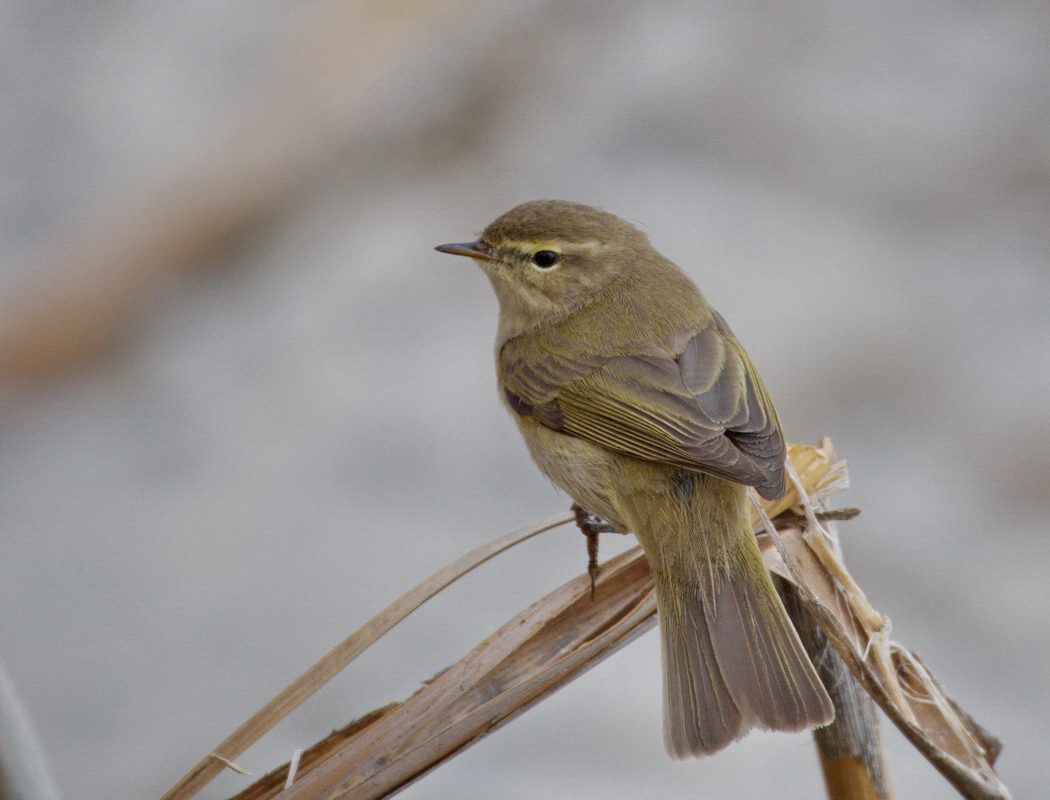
[501,314,785,499]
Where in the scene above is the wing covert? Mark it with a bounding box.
[500,319,786,499]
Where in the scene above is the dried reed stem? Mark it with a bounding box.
[157,440,1009,800]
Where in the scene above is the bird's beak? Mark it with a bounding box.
[434,241,500,263]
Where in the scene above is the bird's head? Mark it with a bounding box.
[436,200,650,333]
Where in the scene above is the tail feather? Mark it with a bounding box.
[623,475,834,759]
[658,564,834,758]
[661,584,744,757]
[709,569,833,731]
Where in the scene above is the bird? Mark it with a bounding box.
[436,199,833,758]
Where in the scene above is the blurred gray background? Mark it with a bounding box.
[0,1,1047,798]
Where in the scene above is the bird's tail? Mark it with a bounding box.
[622,473,834,758]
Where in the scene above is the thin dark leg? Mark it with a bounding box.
[571,503,622,599]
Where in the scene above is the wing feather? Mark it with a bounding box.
[501,317,786,498]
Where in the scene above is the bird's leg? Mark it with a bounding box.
[571,503,622,599]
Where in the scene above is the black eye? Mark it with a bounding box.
[532,250,560,268]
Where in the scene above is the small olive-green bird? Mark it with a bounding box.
[436,200,833,758]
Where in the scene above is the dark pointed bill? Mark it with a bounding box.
[434,241,500,262]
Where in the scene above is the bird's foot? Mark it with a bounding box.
[571,504,623,599]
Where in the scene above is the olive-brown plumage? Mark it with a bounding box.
[437,200,833,757]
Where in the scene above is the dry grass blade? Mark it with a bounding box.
[262,547,657,800]
[217,442,851,800]
[190,439,1006,800]
[160,512,570,800]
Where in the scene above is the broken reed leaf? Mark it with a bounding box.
[161,512,572,800]
[228,706,403,800]
[221,441,854,800]
[210,438,1006,800]
[201,445,865,799]
[274,548,657,800]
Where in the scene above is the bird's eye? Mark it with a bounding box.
[532,250,560,268]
